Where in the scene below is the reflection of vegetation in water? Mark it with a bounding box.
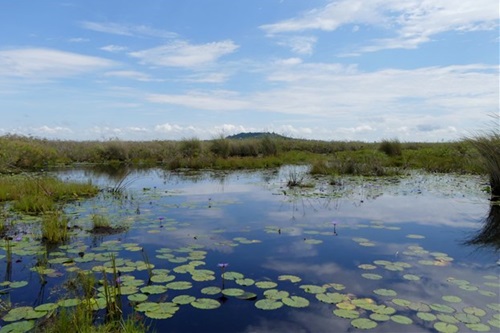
[466,203,500,251]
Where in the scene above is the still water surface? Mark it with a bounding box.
[1,167,498,333]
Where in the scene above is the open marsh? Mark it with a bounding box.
[0,167,499,333]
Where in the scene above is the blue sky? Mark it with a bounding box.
[0,0,498,141]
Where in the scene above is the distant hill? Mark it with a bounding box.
[226,132,291,140]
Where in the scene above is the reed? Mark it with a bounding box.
[41,211,69,244]
[469,131,500,200]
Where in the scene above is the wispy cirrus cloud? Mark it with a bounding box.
[80,21,178,39]
[261,0,499,52]
[129,40,239,68]
[147,90,249,110]
[104,70,162,82]
[0,48,116,79]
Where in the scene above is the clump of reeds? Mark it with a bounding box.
[41,211,70,244]
[379,139,402,157]
[469,130,500,201]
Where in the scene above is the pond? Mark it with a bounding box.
[1,167,499,333]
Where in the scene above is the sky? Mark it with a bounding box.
[0,0,498,142]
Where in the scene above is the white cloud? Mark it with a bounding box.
[80,21,178,39]
[146,90,249,111]
[183,72,230,83]
[101,44,128,52]
[104,70,161,82]
[129,40,239,68]
[261,0,499,52]
[68,37,89,43]
[277,35,317,55]
[0,48,116,79]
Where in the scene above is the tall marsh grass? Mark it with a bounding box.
[469,131,500,200]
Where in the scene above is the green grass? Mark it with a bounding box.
[0,134,490,177]
[0,175,98,214]
[41,211,70,244]
[469,131,500,200]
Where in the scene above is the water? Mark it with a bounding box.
[1,167,499,333]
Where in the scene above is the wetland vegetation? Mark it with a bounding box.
[0,132,499,333]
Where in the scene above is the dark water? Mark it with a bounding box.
[1,167,499,333]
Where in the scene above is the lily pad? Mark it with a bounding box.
[201,286,222,295]
[34,303,58,312]
[351,318,377,330]
[282,296,309,308]
[371,313,391,322]
[417,312,437,321]
[442,295,462,303]
[455,313,481,324]
[358,264,377,270]
[255,299,283,310]
[374,289,397,297]
[0,320,35,333]
[430,303,456,313]
[236,292,258,300]
[127,293,148,302]
[150,274,176,283]
[403,274,420,281]
[166,281,192,290]
[333,309,360,319]
[299,284,326,294]
[140,285,168,295]
[264,289,289,300]
[255,281,278,289]
[278,275,301,283]
[463,306,487,317]
[362,273,383,280]
[434,322,459,333]
[391,315,413,325]
[191,298,221,310]
[465,323,491,332]
[221,288,245,297]
[437,314,459,324]
[172,295,196,305]
[235,278,255,286]
[9,281,28,289]
[316,292,347,304]
[222,271,244,280]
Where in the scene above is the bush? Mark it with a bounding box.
[379,139,402,157]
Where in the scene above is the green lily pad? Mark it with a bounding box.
[337,302,356,310]
[150,274,176,283]
[442,295,462,303]
[191,298,221,310]
[172,295,196,305]
[140,285,168,295]
[351,318,377,329]
[264,289,289,300]
[222,271,244,280]
[408,302,431,312]
[236,292,258,300]
[430,303,456,313]
[358,264,377,270]
[406,234,425,239]
[465,323,491,332]
[166,281,192,290]
[391,315,413,325]
[487,303,500,311]
[417,312,437,321]
[362,273,382,280]
[463,306,487,317]
[316,292,347,304]
[434,322,459,333]
[299,284,326,294]
[0,320,35,333]
[455,313,481,324]
[392,298,411,307]
[235,278,255,286]
[304,238,323,245]
[221,288,245,297]
[370,313,391,321]
[333,309,360,319]
[255,299,283,310]
[255,281,278,289]
[374,289,397,297]
[34,303,58,312]
[278,275,301,283]
[488,318,500,328]
[201,286,222,295]
[437,314,459,324]
[403,274,420,281]
[282,296,309,308]
[128,293,148,302]
[135,302,159,312]
[9,281,28,289]
[372,305,396,315]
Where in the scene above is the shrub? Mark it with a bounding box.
[379,139,402,157]
[470,131,500,200]
[179,137,202,158]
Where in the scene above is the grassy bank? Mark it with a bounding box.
[0,135,485,176]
